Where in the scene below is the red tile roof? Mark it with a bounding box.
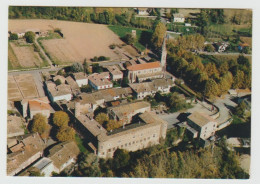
[127,62,161,71]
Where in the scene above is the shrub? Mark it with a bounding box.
[9,33,18,40]
[109,44,116,49]
[24,31,35,43]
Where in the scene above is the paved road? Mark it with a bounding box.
[198,51,251,57]
[214,95,237,124]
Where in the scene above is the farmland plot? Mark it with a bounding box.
[9,42,43,68]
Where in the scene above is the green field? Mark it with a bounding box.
[108,25,152,51]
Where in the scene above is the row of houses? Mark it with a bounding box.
[7,132,79,176]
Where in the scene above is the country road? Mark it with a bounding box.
[198,51,251,57]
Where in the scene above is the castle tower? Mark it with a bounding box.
[160,35,167,73]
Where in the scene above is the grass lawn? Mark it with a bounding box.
[108,25,152,51]
[75,134,88,153]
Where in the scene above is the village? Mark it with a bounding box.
[7,7,251,177]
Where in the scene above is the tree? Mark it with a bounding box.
[24,31,35,43]
[113,149,130,169]
[56,126,75,142]
[71,62,84,73]
[92,63,103,73]
[9,33,18,40]
[168,92,186,111]
[80,84,92,93]
[54,79,61,86]
[204,63,219,78]
[204,79,220,98]
[204,44,215,52]
[151,22,166,50]
[95,113,109,125]
[124,33,136,45]
[83,59,90,74]
[121,77,129,87]
[232,70,245,89]
[31,113,48,134]
[53,111,70,128]
[237,55,250,68]
[105,120,122,131]
[234,100,247,118]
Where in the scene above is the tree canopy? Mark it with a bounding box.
[151,22,166,50]
[95,113,109,125]
[53,111,70,128]
[31,113,48,134]
[56,126,75,142]
[24,31,35,43]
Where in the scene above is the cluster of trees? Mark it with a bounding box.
[196,9,225,35]
[92,56,110,62]
[95,113,122,131]
[167,43,251,98]
[153,91,192,112]
[170,34,205,51]
[30,111,75,141]
[52,111,75,142]
[72,139,248,178]
[9,7,157,30]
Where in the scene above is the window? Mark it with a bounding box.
[125,143,127,147]
[133,141,135,144]
[153,134,156,137]
[108,149,111,152]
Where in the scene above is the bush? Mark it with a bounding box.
[9,33,18,40]
[71,62,83,73]
[123,33,136,45]
[81,84,93,93]
[54,79,62,86]
[33,43,40,52]
[204,44,215,52]
[24,31,35,43]
[98,56,110,61]
[109,44,116,49]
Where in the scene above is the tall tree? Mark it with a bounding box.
[204,79,220,98]
[151,22,166,50]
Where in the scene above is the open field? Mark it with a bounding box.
[108,25,152,51]
[9,19,125,64]
[41,39,83,65]
[8,74,39,101]
[9,41,44,69]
